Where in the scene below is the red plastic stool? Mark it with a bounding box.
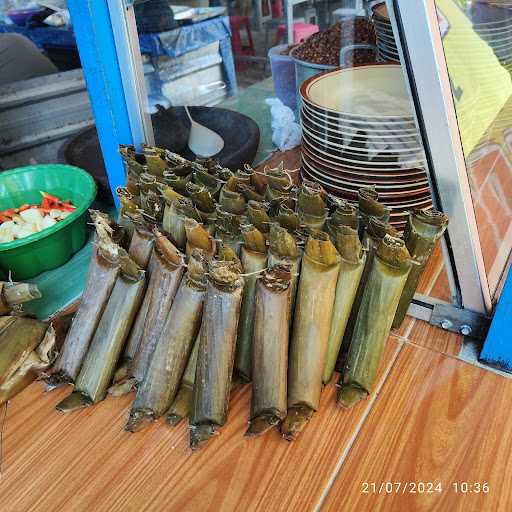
[230,16,255,69]
[272,0,283,19]
[274,22,319,45]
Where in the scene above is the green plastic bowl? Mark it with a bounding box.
[0,164,97,280]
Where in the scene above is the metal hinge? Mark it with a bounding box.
[430,303,491,341]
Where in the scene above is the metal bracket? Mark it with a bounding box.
[430,303,490,340]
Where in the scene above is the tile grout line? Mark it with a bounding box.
[313,339,405,512]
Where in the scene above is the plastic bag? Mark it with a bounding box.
[265,98,302,151]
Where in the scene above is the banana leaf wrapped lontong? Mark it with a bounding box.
[392,209,449,329]
[0,318,56,405]
[190,259,244,450]
[323,224,366,385]
[267,223,302,319]
[0,281,41,315]
[336,217,398,372]
[234,224,268,382]
[111,231,184,394]
[246,265,291,436]
[165,330,201,426]
[338,235,412,408]
[126,250,207,432]
[46,212,121,389]
[281,231,340,441]
[56,249,146,412]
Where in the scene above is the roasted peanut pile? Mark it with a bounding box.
[293,19,377,66]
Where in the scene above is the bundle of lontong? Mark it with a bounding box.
[0,280,55,405]
[47,144,448,449]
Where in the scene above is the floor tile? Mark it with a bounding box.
[322,344,512,512]
[0,340,402,512]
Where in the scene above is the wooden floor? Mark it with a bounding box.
[0,316,510,512]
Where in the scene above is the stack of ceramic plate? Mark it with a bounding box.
[372,3,400,63]
[299,64,431,231]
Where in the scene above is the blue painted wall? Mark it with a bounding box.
[480,268,512,371]
[67,0,133,206]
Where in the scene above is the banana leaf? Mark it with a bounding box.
[337,217,399,370]
[130,234,184,384]
[127,217,155,269]
[126,250,207,432]
[56,250,146,412]
[186,182,217,223]
[358,186,390,237]
[338,235,411,408]
[117,187,140,213]
[113,249,157,387]
[0,282,41,315]
[119,145,144,196]
[325,200,359,241]
[393,209,449,328]
[0,319,55,405]
[219,187,247,215]
[142,145,168,177]
[267,223,302,319]
[165,329,201,426]
[166,197,200,250]
[281,231,340,440]
[163,170,192,196]
[297,181,328,230]
[47,214,121,388]
[234,225,268,382]
[276,203,300,232]
[161,185,184,233]
[247,200,271,234]
[185,218,216,260]
[246,265,291,436]
[189,260,244,450]
[323,225,366,384]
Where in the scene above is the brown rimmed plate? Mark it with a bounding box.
[301,168,432,208]
[301,102,419,136]
[301,151,428,184]
[300,64,415,120]
[301,158,431,195]
[301,110,422,149]
[301,118,423,155]
[301,145,427,180]
[302,134,426,169]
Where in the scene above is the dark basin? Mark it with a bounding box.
[60,106,261,204]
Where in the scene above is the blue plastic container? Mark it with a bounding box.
[268,44,297,111]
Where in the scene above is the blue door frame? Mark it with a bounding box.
[480,268,512,371]
[67,0,138,206]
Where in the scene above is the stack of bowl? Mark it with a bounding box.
[372,3,400,63]
[469,2,512,71]
[299,64,432,231]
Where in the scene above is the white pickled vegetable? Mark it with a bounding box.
[20,209,44,230]
[0,221,14,243]
[41,216,57,229]
[14,223,37,239]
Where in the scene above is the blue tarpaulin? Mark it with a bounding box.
[0,16,237,94]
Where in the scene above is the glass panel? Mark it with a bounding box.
[0,1,91,171]
[128,0,455,307]
[435,0,512,300]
